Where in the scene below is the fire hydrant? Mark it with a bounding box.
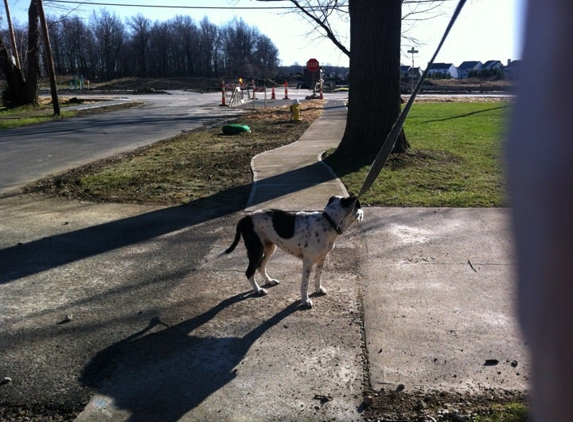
[290,99,301,121]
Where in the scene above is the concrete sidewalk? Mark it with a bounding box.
[244,99,530,395]
[0,96,529,421]
[246,101,349,211]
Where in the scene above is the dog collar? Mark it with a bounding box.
[323,212,343,235]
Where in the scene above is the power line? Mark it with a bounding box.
[44,0,316,10]
[44,0,453,11]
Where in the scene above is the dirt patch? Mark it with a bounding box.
[411,96,512,103]
[89,77,223,93]
[0,404,82,422]
[363,388,527,421]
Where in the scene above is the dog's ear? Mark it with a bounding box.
[327,196,337,205]
[354,199,362,209]
[341,196,356,208]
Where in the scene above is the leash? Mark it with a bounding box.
[339,0,467,227]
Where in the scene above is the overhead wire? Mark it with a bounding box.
[44,0,458,11]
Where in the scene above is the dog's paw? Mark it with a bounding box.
[315,286,327,296]
[301,298,313,308]
[267,279,280,286]
[256,288,268,296]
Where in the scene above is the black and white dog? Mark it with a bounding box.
[220,196,363,308]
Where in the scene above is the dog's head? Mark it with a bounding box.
[324,196,363,230]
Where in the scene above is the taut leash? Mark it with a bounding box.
[339,0,467,226]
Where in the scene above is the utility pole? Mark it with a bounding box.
[37,0,60,115]
[407,47,419,93]
[3,0,21,69]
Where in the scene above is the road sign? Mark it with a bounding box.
[307,58,319,72]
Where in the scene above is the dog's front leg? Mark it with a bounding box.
[314,256,327,295]
[300,260,314,308]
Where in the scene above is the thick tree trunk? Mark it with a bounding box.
[0,38,28,106]
[336,0,408,161]
[0,0,40,107]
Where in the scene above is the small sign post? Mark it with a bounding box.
[306,58,319,72]
[306,58,320,96]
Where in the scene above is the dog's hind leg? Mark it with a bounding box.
[259,243,280,286]
[300,259,314,308]
[238,217,268,296]
[314,256,327,295]
[245,240,268,296]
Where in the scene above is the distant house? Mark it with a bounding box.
[427,63,458,79]
[400,65,421,79]
[457,61,482,79]
[504,59,521,80]
[482,60,504,71]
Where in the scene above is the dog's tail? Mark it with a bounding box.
[216,217,246,259]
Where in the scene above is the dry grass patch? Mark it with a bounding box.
[25,100,325,207]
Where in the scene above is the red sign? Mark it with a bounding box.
[307,58,320,72]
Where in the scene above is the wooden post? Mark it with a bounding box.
[220,80,226,106]
[37,0,60,115]
[3,0,21,69]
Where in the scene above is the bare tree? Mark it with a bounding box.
[90,9,125,80]
[127,14,151,78]
[257,0,446,159]
[198,17,220,76]
[1,5,280,97]
[147,21,171,78]
[0,0,41,107]
[253,34,280,78]
[221,18,258,77]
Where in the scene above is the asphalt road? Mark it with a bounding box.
[0,90,306,196]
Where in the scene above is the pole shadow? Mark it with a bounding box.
[0,159,344,286]
[421,104,511,123]
[80,295,301,422]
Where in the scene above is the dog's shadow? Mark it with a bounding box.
[80,293,300,422]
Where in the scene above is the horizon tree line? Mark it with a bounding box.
[2,10,280,83]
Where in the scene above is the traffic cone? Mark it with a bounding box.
[271,86,276,100]
[283,80,289,100]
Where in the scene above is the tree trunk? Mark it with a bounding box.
[0,37,27,106]
[24,0,41,104]
[0,0,40,107]
[336,0,408,161]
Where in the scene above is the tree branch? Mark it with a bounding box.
[257,0,350,57]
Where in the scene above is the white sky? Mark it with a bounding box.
[4,0,526,69]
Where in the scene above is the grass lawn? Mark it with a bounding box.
[0,104,74,129]
[24,100,511,208]
[24,101,325,206]
[325,101,512,207]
